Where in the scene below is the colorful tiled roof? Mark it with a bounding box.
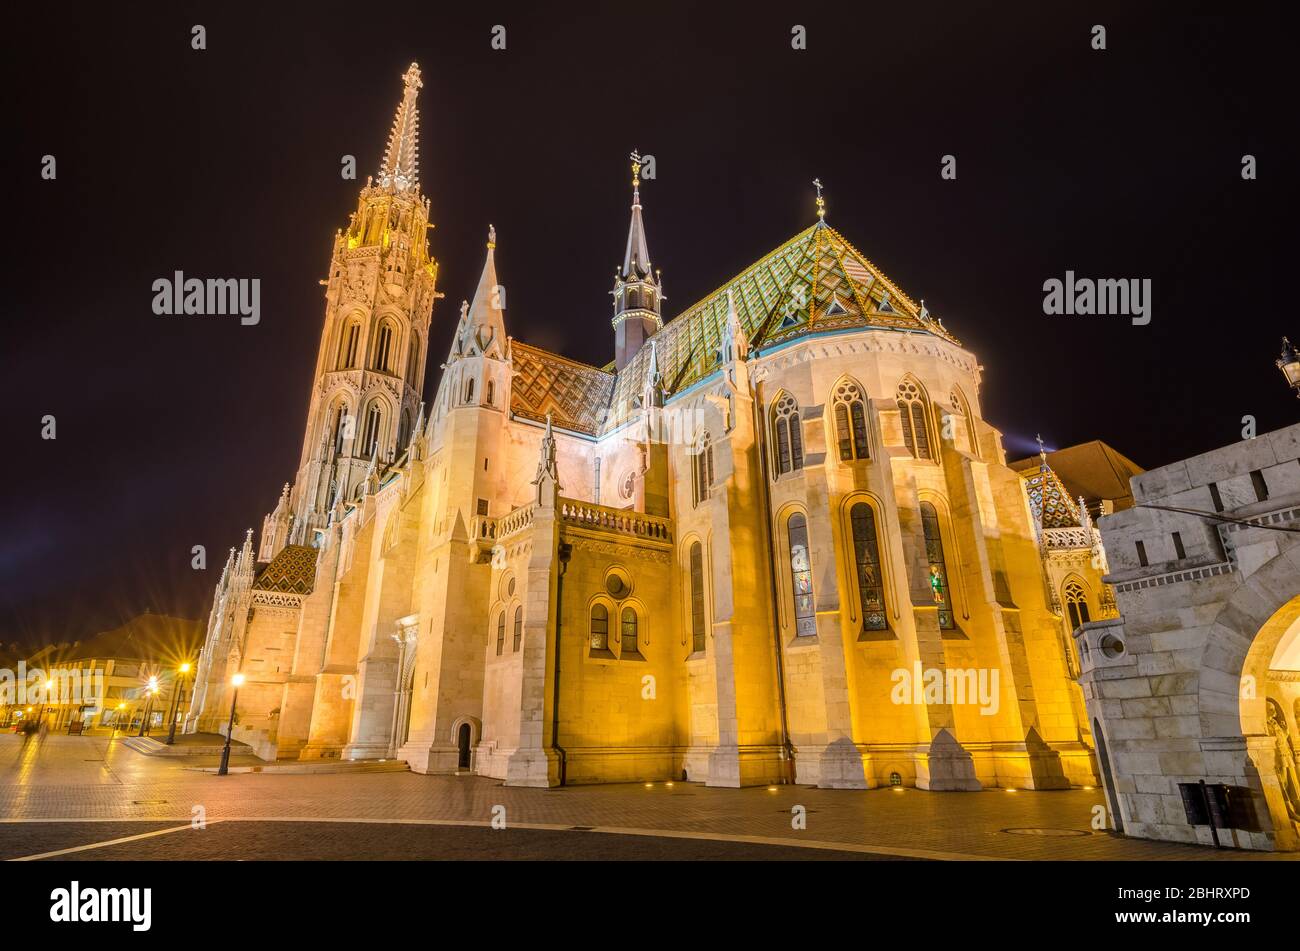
[510,341,615,436]
[607,221,959,416]
[1023,465,1082,529]
[253,544,318,595]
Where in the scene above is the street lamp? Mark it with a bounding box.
[165,662,192,745]
[137,677,160,737]
[217,672,245,776]
[114,703,126,735]
[1278,337,1300,399]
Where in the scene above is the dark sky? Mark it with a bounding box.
[4,3,1295,646]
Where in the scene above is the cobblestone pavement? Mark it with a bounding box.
[2,734,1296,861]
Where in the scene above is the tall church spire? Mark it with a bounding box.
[612,150,664,371]
[378,63,422,194]
[458,225,507,360]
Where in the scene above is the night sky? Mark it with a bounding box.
[5,4,1295,647]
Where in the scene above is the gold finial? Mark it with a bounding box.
[1036,433,1048,467]
[487,224,496,249]
[630,149,642,201]
[813,178,826,220]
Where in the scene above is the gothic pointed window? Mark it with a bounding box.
[692,432,713,507]
[406,333,420,386]
[621,607,638,653]
[1064,580,1091,631]
[919,502,954,629]
[949,388,975,456]
[486,380,495,406]
[772,393,804,476]
[689,541,706,654]
[361,404,383,458]
[897,380,933,460]
[398,409,411,449]
[832,380,869,461]
[513,606,523,652]
[590,604,609,651]
[464,377,475,404]
[850,503,888,632]
[332,406,349,454]
[787,513,816,637]
[339,321,361,370]
[496,611,505,656]
[374,322,395,373]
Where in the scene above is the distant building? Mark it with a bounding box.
[1080,423,1300,851]
[0,613,200,733]
[187,63,1112,795]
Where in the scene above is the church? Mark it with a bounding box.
[186,62,1117,791]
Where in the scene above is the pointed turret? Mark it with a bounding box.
[533,412,561,507]
[377,63,422,194]
[457,225,507,360]
[612,150,664,371]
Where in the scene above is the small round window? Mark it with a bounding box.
[508,577,516,597]
[606,575,628,599]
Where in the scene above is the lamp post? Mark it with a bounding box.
[1277,337,1300,399]
[165,662,192,745]
[114,703,126,736]
[137,677,159,737]
[217,672,245,776]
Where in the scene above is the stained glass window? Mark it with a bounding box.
[850,503,887,632]
[920,502,953,629]
[1064,581,1091,631]
[692,433,713,507]
[788,514,816,636]
[897,380,932,460]
[590,604,609,651]
[773,394,804,475]
[689,542,706,653]
[833,380,869,461]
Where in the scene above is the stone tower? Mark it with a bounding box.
[611,150,663,371]
[289,62,440,543]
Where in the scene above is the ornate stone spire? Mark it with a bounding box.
[721,287,749,363]
[533,412,560,506]
[377,63,423,194]
[459,225,506,359]
[612,150,663,371]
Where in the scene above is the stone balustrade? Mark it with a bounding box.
[558,499,673,542]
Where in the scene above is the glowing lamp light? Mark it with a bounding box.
[231,673,246,688]
[44,679,54,691]
[1277,337,1300,398]
[147,676,159,691]
[179,662,192,674]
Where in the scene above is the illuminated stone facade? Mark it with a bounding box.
[1079,423,1300,850]
[188,64,1109,792]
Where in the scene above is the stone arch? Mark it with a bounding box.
[1202,549,1300,850]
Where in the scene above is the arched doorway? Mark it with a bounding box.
[457,723,472,769]
[1239,597,1300,849]
[1093,718,1123,832]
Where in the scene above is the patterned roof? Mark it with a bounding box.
[1023,466,1082,529]
[510,341,615,436]
[607,222,959,416]
[253,544,318,595]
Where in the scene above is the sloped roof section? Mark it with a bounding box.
[608,222,958,415]
[253,544,318,595]
[1023,466,1083,528]
[510,341,615,436]
[1010,441,1144,511]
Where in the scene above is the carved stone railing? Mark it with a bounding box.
[498,504,537,539]
[1041,526,1094,550]
[558,499,673,543]
[469,515,498,542]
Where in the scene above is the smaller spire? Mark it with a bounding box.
[1035,433,1048,469]
[813,177,826,221]
[533,411,560,506]
[459,225,506,358]
[722,287,749,363]
[377,62,423,194]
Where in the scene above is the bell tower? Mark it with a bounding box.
[611,150,664,371]
[289,62,440,542]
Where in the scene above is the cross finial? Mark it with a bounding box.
[813,178,826,219]
[1035,433,1048,465]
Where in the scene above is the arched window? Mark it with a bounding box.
[919,502,953,629]
[590,604,609,651]
[464,377,475,404]
[374,322,395,372]
[486,380,495,406]
[338,320,361,369]
[772,393,804,475]
[513,606,523,652]
[1064,580,1091,631]
[360,404,383,458]
[496,612,505,655]
[406,333,420,386]
[332,405,349,454]
[850,503,888,632]
[897,380,933,460]
[832,380,869,461]
[398,409,411,449]
[787,513,816,637]
[948,388,975,455]
[688,542,706,653]
[621,607,638,653]
[692,432,714,507]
